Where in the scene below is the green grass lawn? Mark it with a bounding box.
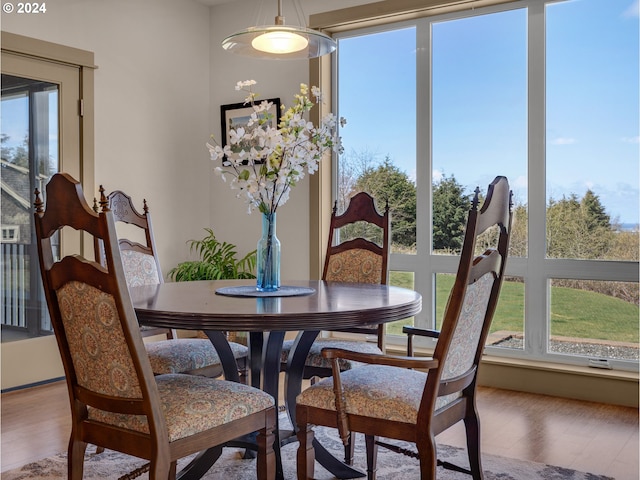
[388,271,639,343]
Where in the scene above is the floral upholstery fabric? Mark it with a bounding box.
[297,365,455,424]
[119,250,248,374]
[297,274,495,422]
[57,282,271,444]
[442,273,493,382]
[57,281,143,399]
[284,248,384,370]
[88,373,274,442]
[281,338,382,370]
[146,339,248,375]
[120,250,160,287]
[325,249,382,284]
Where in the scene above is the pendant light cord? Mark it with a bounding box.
[292,0,308,28]
[254,0,266,26]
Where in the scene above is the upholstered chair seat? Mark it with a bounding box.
[88,373,274,442]
[297,365,460,424]
[147,338,248,375]
[280,338,382,371]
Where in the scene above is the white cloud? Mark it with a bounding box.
[513,175,528,190]
[621,136,640,144]
[550,137,577,145]
[623,0,639,18]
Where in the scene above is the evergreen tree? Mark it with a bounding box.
[1,134,29,167]
[581,189,610,230]
[432,174,471,252]
[348,157,417,248]
[546,191,613,259]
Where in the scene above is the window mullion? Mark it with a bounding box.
[415,17,433,329]
[526,0,549,358]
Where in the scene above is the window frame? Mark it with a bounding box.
[2,226,20,243]
[320,0,639,373]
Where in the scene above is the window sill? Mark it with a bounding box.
[386,344,639,407]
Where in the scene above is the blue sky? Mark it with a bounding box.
[2,1,638,224]
[337,0,639,225]
[1,90,59,170]
[2,96,29,147]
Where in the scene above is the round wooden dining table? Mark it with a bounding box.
[130,279,422,480]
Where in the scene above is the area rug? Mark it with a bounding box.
[4,425,614,480]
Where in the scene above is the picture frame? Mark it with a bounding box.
[220,97,281,164]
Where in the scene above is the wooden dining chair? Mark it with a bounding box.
[280,191,389,463]
[281,191,390,377]
[34,173,276,480]
[96,187,248,380]
[296,176,513,480]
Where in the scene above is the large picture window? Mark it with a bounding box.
[333,0,639,371]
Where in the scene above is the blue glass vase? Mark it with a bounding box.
[256,212,280,291]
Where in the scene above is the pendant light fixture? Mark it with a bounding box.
[221,0,336,60]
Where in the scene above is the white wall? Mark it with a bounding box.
[209,0,309,279]
[0,0,362,389]
[2,0,211,275]
[208,0,372,279]
[2,0,369,279]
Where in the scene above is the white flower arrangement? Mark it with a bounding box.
[207,80,345,216]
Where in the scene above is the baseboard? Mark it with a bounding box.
[477,356,639,408]
[0,376,65,394]
[385,345,639,408]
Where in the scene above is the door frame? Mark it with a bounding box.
[1,32,96,390]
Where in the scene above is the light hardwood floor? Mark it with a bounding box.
[1,380,638,478]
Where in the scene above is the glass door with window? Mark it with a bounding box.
[1,41,88,389]
[2,74,59,341]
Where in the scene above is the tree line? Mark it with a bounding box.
[338,151,638,304]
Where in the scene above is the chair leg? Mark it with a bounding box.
[68,439,87,480]
[344,432,356,464]
[148,455,171,480]
[417,434,437,480]
[464,407,484,480]
[296,416,315,480]
[256,418,277,480]
[365,435,378,480]
[238,357,249,385]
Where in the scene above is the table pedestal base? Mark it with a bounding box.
[190,330,366,480]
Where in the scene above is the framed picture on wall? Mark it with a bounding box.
[220,97,281,164]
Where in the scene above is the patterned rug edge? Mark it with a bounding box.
[3,437,615,480]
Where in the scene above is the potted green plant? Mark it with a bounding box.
[168,228,256,281]
[169,228,255,346]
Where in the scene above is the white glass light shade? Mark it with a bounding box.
[222,25,336,60]
[252,30,308,54]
